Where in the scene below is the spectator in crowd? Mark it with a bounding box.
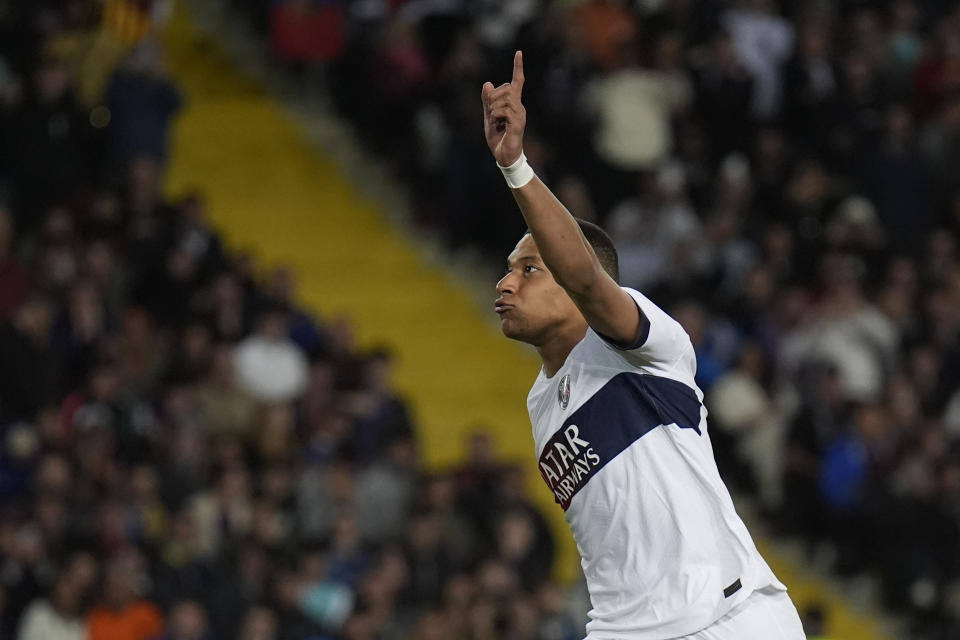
[234,306,310,403]
[237,606,278,640]
[16,552,97,640]
[691,28,754,162]
[87,548,165,640]
[0,297,57,421]
[103,40,182,173]
[0,206,31,320]
[585,29,692,173]
[269,0,346,76]
[161,600,209,640]
[709,341,788,511]
[722,0,794,118]
[606,161,702,291]
[6,56,93,225]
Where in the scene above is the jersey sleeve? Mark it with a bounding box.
[596,287,692,370]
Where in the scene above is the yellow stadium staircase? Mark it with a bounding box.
[162,3,897,637]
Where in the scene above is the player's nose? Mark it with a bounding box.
[496,273,516,296]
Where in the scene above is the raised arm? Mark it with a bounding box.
[481,52,643,345]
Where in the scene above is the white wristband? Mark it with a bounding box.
[497,152,536,189]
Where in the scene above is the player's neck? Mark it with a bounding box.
[537,322,588,378]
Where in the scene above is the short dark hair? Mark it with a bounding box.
[524,218,620,282]
[575,218,620,282]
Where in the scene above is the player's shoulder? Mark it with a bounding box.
[585,287,698,383]
[619,286,676,324]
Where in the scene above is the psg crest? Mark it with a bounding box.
[558,373,571,409]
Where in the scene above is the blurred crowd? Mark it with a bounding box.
[244,0,960,637]
[6,0,960,638]
[0,1,575,640]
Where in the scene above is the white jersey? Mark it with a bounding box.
[527,287,785,640]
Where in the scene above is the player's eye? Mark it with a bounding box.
[523,265,539,274]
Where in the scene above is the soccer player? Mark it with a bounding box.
[483,52,805,640]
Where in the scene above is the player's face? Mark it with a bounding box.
[495,234,582,344]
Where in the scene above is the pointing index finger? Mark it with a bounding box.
[511,50,524,94]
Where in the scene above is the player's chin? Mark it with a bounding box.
[500,312,533,343]
[499,315,530,341]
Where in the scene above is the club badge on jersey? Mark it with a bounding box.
[558,373,571,409]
